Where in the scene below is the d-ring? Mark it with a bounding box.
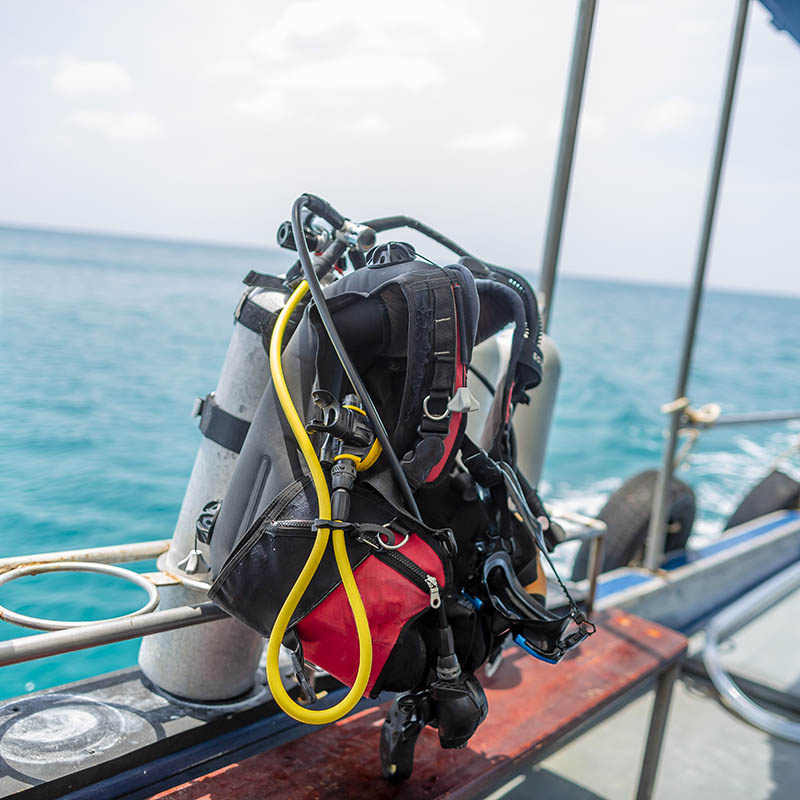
[378,529,410,550]
[422,395,450,421]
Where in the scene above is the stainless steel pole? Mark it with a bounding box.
[645,0,750,569]
[539,0,597,332]
[0,602,227,667]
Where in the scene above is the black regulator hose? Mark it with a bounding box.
[291,196,423,522]
[363,215,486,268]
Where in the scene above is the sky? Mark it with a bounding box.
[2,0,800,294]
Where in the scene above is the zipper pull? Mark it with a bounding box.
[425,575,441,608]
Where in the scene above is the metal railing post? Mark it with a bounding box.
[539,0,597,332]
[645,0,751,570]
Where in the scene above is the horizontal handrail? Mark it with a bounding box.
[684,409,800,428]
[0,602,227,667]
[0,540,170,575]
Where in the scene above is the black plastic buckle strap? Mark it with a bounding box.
[193,392,251,454]
[461,436,504,487]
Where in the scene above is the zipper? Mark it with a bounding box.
[273,519,315,530]
[357,529,441,608]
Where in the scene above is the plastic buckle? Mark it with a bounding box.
[195,499,221,545]
[289,649,317,704]
[436,527,458,557]
[192,393,209,418]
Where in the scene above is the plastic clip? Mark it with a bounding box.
[311,518,357,534]
[289,649,317,704]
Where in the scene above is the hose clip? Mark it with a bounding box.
[311,518,357,534]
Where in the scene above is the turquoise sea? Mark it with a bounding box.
[1,225,799,701]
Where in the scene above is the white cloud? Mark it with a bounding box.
[228,54,443,122]
[207,58,261,80]
[274,54,444,93]
[231,90,289,120]
[213,0,480,123]
[72,110,160,141]
[642,96,693,133]
[53,60,133,95]
[450,124,526,153]
[581,112,607,138]
[249,0,482,62]
[345,115,389,135]
[17,56,52,70]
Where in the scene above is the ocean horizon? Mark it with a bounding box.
[3,221,797,300]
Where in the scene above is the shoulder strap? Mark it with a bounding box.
[399,268,475,489]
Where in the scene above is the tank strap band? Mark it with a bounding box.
[192,392,251,453]
[242,270,288,291]
[235,292,302,358]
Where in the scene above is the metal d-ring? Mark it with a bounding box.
[378,527,410,550]
[422,394,450,421]
[0,561,160,631]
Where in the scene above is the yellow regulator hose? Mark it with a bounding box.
[265,280,373,724]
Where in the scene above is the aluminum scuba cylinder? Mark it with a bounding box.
[466,331,561,488]
[138,286,285,702]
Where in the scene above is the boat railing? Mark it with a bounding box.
[0,541,223,669]
[0,517,607,670]
[668,402,800,469]
[702,559,800,743]
[0,510,606,667]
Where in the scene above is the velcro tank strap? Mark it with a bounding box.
[234,289,302,357]
[235,291,275,334]
[192,392,250,453]
[242,270,289,291]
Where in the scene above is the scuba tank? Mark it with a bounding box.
[468,331,562,488]
[138,283,286,701]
